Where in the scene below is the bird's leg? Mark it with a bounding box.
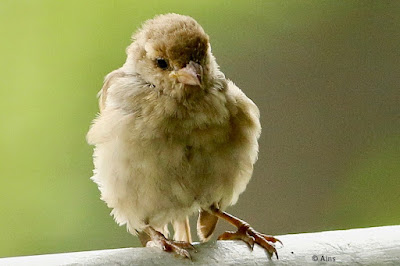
[142,226,194,259]
[210,206,282,259]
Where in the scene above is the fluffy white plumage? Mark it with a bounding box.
[87,13,261,246]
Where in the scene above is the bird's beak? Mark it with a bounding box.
[170,61,203,86]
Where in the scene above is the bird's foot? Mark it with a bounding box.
[218,223,282,259]
[146,229,194,259]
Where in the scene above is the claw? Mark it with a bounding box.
[261,233,283,246]
[247,236,255,251]
[217,231,236,240]
[144,226,193,259]
[172,240,196,250]
[159,239,192,259]
[218,225,281,259]
[218,230,255,250]
[210,207,282,260]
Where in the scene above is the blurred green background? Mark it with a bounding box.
[0,0,399,258]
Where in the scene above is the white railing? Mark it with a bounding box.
[1,225,399,265]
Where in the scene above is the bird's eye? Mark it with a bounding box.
[156,58,168,69]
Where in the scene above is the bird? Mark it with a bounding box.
[87,13,281,259]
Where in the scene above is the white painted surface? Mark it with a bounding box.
[1,225,399,265]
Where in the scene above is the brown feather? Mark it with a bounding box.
[197,210,219,242]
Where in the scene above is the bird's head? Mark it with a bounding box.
[124,13,224,99]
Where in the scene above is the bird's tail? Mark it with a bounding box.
[173,216,192,242]
[197,210,219,242]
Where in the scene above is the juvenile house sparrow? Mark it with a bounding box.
[87,13,281,259]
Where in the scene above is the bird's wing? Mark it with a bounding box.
[197,210,219,242]
[197,81,260,242]
[226,80,261,137]
[98,68,125,112]
[172,216,192,242]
